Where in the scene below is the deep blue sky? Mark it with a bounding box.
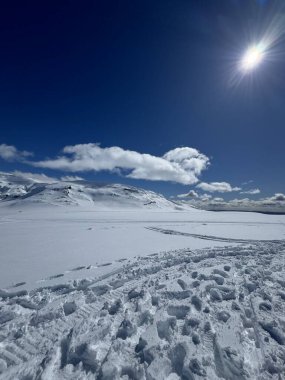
[0,0,284,197]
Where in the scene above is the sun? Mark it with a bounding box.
[240,44,265,72]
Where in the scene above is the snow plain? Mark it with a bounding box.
[1,204,284,290]
[1,185,285,379]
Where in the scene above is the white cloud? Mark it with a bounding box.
[11,171,57,184]
[0,144,33,162]
[177,192,212,201]
[32,144,210,185]
[270,193,285,201]
[61,175,84,182]
[196,181,241,193]
[200,193,212,201]
[0,171,57,185]
[177,190,199,198]
[213,197,224,202]
[163,147,209,176]
[240,188,260,195]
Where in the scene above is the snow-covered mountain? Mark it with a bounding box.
[0,172,181,209]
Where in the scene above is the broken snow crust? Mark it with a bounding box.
[1,240,285,379]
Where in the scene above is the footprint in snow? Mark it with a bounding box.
[116,258,127,263]
[98,262,112,267]
[10,281,26,288]
[71,266,86,271]
[48,273,64,280]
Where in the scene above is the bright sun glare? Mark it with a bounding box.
[240,44,265,72]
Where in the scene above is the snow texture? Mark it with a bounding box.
[1,174,285,379]
[1,241,285,379]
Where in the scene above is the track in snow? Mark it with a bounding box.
[146,226,284,244]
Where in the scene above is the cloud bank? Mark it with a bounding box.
[181,193,285,214]
[31,144,210,185]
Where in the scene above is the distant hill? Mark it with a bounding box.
[0,172,186,210]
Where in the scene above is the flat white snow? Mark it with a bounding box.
[0,205,284,290]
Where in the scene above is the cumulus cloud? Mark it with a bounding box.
[240,188,260,195]
[196,181,241,193]
[200,193,212,201]
[270,193,285,201]
[163,147,209,176]
[177,190,199,198]
[32,144,210,185]
[177,192,213,201]
[0,144,33,162]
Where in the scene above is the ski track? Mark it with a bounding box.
[1,241,285,379]
[146,226,283,244]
